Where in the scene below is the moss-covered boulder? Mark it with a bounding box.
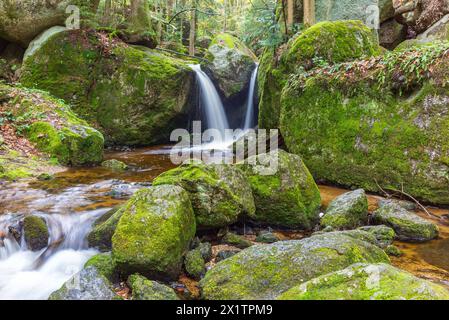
[20,29,194,146]
[0,0,73,47]
[101,159,128,171]
[280,42,449,205]
[84,253,116,282]
[48,266,117,300]
[184,248,206,280]
[238,150,321,229]
[221,232,253,249]
[373,201,439,242]
[277,263,449,300]
[112,185,196,280]
[87,206,124,252]
[127,274,178,300]
[321,189,368,230]
[23,215,49,251]
[258,20,380,130]
[206,33,257,99]
[199,231,390,300]
[153,162,255,230]
[358,225,396,248]
[0,84,104,165]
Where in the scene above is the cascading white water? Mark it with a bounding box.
[243,64,259,130]
[0,187,110,300]
[190,64,230,134]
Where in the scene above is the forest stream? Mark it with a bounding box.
[1,146,449,299]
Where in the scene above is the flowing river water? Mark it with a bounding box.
[1,147,449,299]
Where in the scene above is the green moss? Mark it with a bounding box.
[238,150,321,229]
[200,232,389,300]
[21,30,194,147]
[112,185,196,280]
[101,159,128,171]
[153,162,255,230]
[88,206,125,252]
[184,249,206,280]
[277,263,449,300]
[23,215,49,251]
[127,274,178,300]
[84,252,117,282]
[221,232,253,249]
[279,48,449,204]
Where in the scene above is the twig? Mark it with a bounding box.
[384,185,442,220]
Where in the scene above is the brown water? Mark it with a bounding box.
[1,146,449,297]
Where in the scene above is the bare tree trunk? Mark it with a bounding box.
[189,0,197,56]
[287,0,294,31]
[103,0,112,25]
[303,0,316,26]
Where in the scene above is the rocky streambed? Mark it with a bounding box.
[0,146,448,300]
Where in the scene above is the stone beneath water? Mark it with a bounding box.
[48,266,117,300]
[373,200,439,242]
[321,189,368,230]
[23,215,49,251]
[112,185,196,280]
[200,231,389,300]
[127,274,178,300]
[277,263,449,300]
[153,162,255,229]
[238,150,321,229]
[101,159,128,171]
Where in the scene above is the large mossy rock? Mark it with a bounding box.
[315,0,380,23]
[0,0,72,47]
[0,84,104,165]
[112,185,196,280]
[280,42,449,205]
[20,29,194,146]
[153,162,255,230]
[199,231,389,300]
[127,274,179,300]
[238,150,321,229]
[87,206,124,252]
[48,266,117,300]
[321,189,368,230]
[206,33,257,99]
[258,20,380,130]
[277,263,449,300]
[373,200,439,242]
[23,215,49,251]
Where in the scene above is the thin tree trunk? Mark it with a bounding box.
[303,0,316,26]
[287,0,294,32]
[189,0,197,56]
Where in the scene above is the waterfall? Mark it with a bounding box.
[190,64,230,134]
[243,64,259,130]
[0,209,105,300]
